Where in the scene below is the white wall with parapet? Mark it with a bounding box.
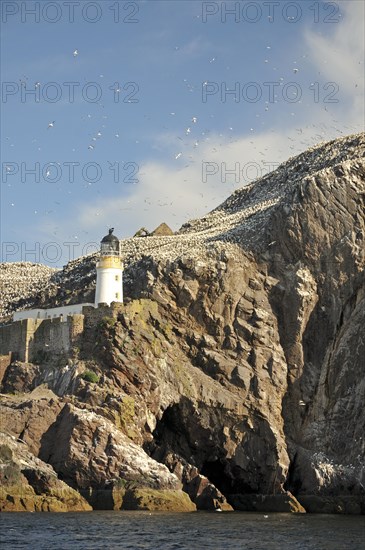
[13,303,95,322]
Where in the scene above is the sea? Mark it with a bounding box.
[0,511,364,550]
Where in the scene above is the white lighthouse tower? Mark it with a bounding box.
[94,228,124,306]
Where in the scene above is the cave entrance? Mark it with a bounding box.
[150,402,193,460]
[283,453,302,495]
[201,459,231,496]
[201,460,254,496]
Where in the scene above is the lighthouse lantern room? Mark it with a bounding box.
[95,228,124,306]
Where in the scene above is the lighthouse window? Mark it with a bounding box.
[115,275,119,281]
[115,292,119,299]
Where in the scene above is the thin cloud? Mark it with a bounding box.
[304,0,364,123]
[34,0,364,256]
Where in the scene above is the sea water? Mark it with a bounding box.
[0,511,364,550]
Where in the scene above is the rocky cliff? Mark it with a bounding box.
[1,133,364,513]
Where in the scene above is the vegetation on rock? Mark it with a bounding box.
[81,370,100,384]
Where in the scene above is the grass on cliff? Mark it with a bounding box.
[81,370,100,384]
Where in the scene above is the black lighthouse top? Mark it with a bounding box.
[100,228,120,256]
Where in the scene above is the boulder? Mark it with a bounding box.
[0,433,91,512]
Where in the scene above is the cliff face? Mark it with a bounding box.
[1,133,364,513]
[0,430,91,512]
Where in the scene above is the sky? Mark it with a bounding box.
[1,0,364,266]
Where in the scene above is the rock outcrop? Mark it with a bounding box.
[0,433,91,512]
[1,133,364,513]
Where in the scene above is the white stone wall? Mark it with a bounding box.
[13,303,95,322]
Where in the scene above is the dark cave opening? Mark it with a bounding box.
[149,401,258,502]
[147,401,196,462]
[201,460,256,496]
[283,453,302,495]
[201,459,232,496]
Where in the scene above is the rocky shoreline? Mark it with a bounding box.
[1,133,364,513]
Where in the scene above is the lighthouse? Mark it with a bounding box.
[95,228,124,306]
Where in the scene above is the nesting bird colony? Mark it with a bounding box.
[0,263,59,319]
[1,133,364,320]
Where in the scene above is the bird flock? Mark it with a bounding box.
[1,132,364,321]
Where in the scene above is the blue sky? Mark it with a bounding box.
[1,0,364,266]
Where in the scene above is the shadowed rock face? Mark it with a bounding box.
[0,433,91,512]
[1,133,364,513]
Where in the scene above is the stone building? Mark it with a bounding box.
[0,229,124,367]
